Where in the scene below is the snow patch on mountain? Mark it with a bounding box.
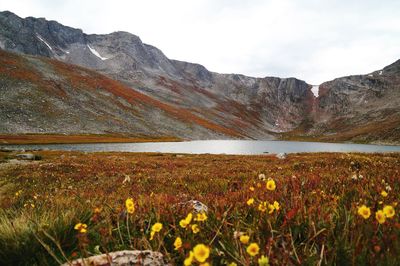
[87,44,108,60]
[311,85,319,97]
[36,34,53,51]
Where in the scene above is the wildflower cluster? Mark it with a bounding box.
[357,189,396,224]
[180,212,208,234]
[125,198,135,214]
[74,223,88,234]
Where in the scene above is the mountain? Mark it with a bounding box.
[0,49,243,138]
[0,10,399,143]
[310,61,400,143]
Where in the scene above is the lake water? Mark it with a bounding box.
[3,140,400,155]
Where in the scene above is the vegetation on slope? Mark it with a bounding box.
[0,151,399,265]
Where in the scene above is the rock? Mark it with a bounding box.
[15,153,36,160]
[276,153,287,159]
[122,174,131,184]
[62,250,170,266]
[188,200,208,213]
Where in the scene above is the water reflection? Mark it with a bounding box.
[3,140,400,155]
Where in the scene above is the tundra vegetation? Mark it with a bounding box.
[0,151,399,265]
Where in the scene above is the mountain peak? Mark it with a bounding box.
[382,59,400,74]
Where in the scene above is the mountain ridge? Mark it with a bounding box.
[1,10,399,144]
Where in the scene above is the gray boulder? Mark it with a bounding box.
[61,250,170,266]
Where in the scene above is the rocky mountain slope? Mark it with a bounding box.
[0,10,399,143]
[310,60,400,143]
[0,49,238,138]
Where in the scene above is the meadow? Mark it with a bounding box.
[0,151,399,265]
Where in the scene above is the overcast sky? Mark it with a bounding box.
[1,0,400,84]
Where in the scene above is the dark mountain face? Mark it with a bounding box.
[0,10,399,143]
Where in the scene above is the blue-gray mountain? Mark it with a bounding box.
[1,11,399,143]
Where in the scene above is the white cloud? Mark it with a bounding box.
[1,0,399,84]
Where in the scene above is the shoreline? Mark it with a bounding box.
[1,134,399,146]
[0,134,182,145]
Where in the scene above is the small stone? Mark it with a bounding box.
[276,153,287,159]
[15,153,35,160]
[189,200,208,213]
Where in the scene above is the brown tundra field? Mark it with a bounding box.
[0,150,399,265]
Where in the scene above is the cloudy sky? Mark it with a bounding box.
[1,0,400,84]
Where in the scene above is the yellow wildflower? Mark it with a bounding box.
[149,222,162,240]
[266,179,276,191]
[74,223,88,233]
[383,205,395,218]
[258,255,270,266]
[125,198,135,214]
[258,202,267,212]
[273,201,280,211]
[94,207,102,214]
[247,198,255,206]
[376,210,386,224]
[180,213,193,228]
[200,263,210,266]
[228,263,238,266]
[195,212,208,222]
[381,191,388,197]
[193,244,210,263]
[249,186,255,192]
[257,183,262,188]
[357,205,371,219]
[150,230,155,240]
[152,222,163,232]
[184,251,194,266]
[246,243,260,256]
[191,224,200,234]
[240,235,250,244]
[174,237,182,250]
[268,204,275,214]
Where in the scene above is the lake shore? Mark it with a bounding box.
[0,134,181,145]
[1,151,399,265]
